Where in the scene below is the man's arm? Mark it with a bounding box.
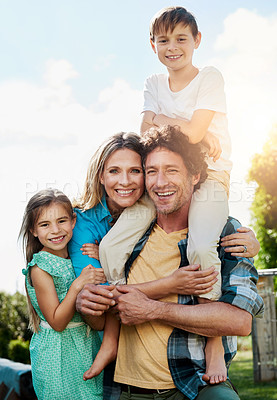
[115,285,252,337]
[75,265,218,316]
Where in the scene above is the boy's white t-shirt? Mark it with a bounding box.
[142,66,232,172]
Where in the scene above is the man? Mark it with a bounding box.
[77,126,264,400]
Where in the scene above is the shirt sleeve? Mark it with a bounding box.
[142,75,159,114]
[195,67,227,114]
[219,218,264,318]
[68,210,103,278]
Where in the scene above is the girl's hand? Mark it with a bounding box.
[74,265,106,292]
[80,241,99,260]
[168,265,218,296]
[202,132,222,162]
[221,227,260,258]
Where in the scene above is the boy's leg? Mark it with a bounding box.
[99,194,156,284]
[187,178,229,384]
[83,313,119,380]
[187,179,229,300]
[196,381,240,400]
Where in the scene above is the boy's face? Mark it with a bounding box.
[151,23,201,73]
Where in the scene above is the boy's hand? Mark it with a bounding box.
[202,132,222,162]
[80,241,99,259]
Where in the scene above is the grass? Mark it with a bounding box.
[229,337,277,400]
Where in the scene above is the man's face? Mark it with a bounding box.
[145,147,200,215]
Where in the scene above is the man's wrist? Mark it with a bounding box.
[148,298,167,322]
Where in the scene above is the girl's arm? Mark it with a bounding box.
[31,265,105,332]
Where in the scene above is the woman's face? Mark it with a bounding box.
[100,148,144,213]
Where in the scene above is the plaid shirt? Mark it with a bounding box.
[104,216,264,400]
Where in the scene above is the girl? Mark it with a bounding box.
[20,189,106,400]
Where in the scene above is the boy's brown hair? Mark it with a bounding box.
[150,6,198,41]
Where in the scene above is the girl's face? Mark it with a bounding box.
[32,203,76,258]
[100,148,144,213]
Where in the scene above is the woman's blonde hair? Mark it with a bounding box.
[74,132,144,210]
[19,189,75,332]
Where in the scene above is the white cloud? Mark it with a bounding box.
[43,59,79,87]
[207,9,277,175]
[215,8,277,58]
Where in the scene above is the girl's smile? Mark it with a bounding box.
[32,203,76,258]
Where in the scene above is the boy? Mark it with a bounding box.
[141,6,232,385]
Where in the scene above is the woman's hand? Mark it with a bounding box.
[80,241,99,259]
[74,265,106,293]
[221,227,260,258]
[168,265,218,296]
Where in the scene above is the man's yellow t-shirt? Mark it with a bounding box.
[114,224,188,389]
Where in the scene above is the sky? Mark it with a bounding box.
[1,0,277,293]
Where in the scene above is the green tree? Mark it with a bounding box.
[0,291,31,359]
[248,126,277,269]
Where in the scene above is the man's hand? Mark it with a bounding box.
[221,226,260,258]
[116,286,155,325]
[76,284,116,316]
[168,265,218,296]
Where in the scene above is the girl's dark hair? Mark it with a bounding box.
[19,188,74,265]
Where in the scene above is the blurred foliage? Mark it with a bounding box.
[0,291,31,362]
[8,339,30,364]
[248,126,277,270]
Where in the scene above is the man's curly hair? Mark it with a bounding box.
[141,125,208,191]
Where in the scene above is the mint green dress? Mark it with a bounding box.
[22,251,103,400]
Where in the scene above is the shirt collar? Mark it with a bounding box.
[94,195,112,223]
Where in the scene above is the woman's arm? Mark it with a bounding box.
[31,264,105,331]
[221,226,260,257]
